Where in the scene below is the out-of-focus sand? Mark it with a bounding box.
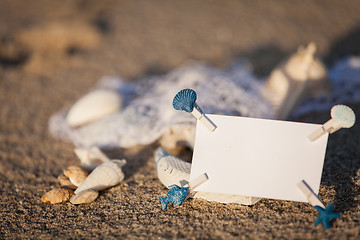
[1,1,360,239]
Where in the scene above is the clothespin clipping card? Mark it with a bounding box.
[190,114,329,202]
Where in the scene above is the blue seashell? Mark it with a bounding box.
[172,89,197,113]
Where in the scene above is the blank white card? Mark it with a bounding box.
[190,114,329,202]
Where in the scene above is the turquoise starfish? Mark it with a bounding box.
[314,202,341,229]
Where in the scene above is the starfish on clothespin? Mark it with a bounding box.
[297,180,341,229]
[314,203,341,229]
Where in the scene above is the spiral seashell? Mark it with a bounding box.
[74,159,126,194]
[63,166,88,187]
[66,89,122,127]
[57,175,77,190]
[265,42,330,120]
[74,147,110,171]
[172,89,197,113]
[70,189,99,205]
[159,125,196,150]
[155,147,191,188]
[41,187,73,204]
[154,147,261,205]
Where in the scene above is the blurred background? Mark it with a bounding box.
[1,0,360,80]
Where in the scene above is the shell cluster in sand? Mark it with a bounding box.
[42,148,126,205]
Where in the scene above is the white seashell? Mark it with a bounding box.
[74,147,110,171]
[63,166,88,187]
[66,89,122,127]
[41,187,73,204]
[159,125,196,150]
[155,147,192,188]
[265,42,330,120]
[74,159,126,194]
[70,189,99,205]
[154,147,261,205]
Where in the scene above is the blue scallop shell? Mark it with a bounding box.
[172,89,197,113]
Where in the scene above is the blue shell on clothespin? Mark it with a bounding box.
[172,89,197,113]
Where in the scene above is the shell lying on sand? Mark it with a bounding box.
[154,147,261,205]
[63,166,88,187]
[57,175,77,190]
[265,42,330,119]
[66,89,122,128]
[74,147,110,171]
[70,189,99,205]
[41,187,74,204]
[159,125,196,150]
[74,160,126,194]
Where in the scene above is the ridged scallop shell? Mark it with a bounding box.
[66,89,122,127]
[58,175,77,190]
[70,189,99,205]
[74,160,126,194]
[330,104,356,128]
[154,147,261,205]
[63,166,88,187]
[172,89,197,112]
[74,147,110,171]
[41,187,73,204]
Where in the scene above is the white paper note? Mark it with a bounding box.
[190,114,329,202]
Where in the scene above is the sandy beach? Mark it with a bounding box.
[1,1,360,239]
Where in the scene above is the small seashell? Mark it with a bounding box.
[63,166,88,187]
[74,159,126,194]
[154,147,261,205]
[155,147,191,188]
[57,175,77,190]
[172,88,197,113]
[159,125,196,150]
[70,189,99,205]
[265,42,330,120]
[66,89,122,127]
[41,187,73,204]
[74,146,110,171]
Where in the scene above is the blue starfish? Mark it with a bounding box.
[313,202,341,229]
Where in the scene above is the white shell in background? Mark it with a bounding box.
[74,146,110,171]
[265,42,330,120]
[74,159,126,194]
[159,125,196,150]
[154,147,261,205]
[66,89,122,127]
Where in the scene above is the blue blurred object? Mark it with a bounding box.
[173,89,197,113]
[158,185,189,210]
[314,202,341,229]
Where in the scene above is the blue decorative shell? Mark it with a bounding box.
[172,89,197,113]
